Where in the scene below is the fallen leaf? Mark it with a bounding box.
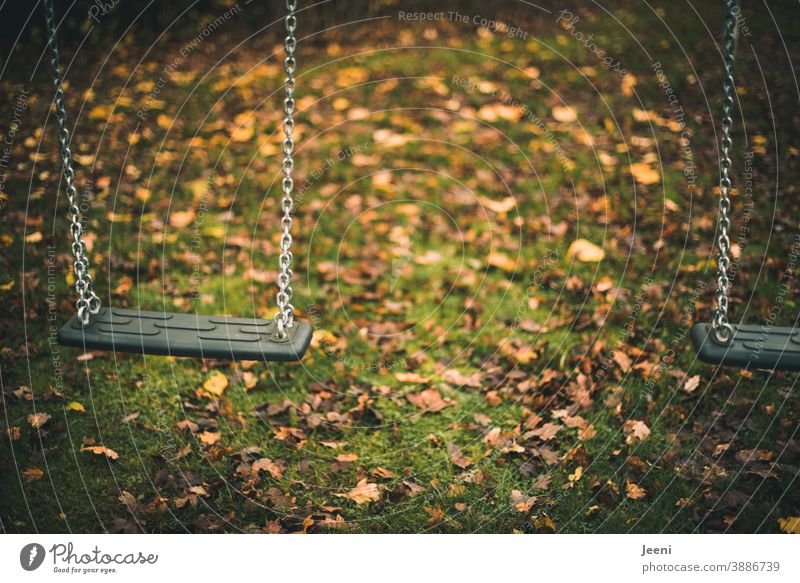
[23,467,44,482]
[552,105,577,122]
[625,481,647,500]
[66,401,86,413]
[510,489,536,513]
[531,422,561,442]
[567,239,605,262]
[336,453,359,462]
[487,251,517,272]
[27,412,52,428]
[198,431,221,446]
[407,388,453,412]
[683,375,701,394]
[339,479,381,504]
[629,162,661,185]
[778,517,800,534]
[253,457,284,479]
[395,372,429,383]
[623,420,651,444]
[447,443,473,469]
[203,372,228,396]
[81,445,119,460]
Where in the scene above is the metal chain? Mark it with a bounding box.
[274,0,298,339]
[712,0,740,343]
[43,0,101,326]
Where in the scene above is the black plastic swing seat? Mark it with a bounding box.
[691,323,800,372]
[57,307,312,361]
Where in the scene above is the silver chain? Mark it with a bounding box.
[712,0,740,343]
[274,0,298,339]
[43,0,101,326]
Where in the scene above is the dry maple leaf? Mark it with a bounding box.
[203,371,228,396]
[625,481,647,500]
[339,479,380,504]
[567,238,605,262]
[407,388,452,412]
[81,445,119,460]
[623,420,651,444]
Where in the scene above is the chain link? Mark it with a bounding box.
[43,0,101,326]
[712,0,740,343]
[274,0,299,339]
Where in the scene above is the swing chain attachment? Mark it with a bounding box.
[712,0,740,344]
[274,0,298,340]
[43,0,101,326]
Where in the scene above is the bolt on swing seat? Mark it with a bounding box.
[44,0,309,362]
[691,0,800,373]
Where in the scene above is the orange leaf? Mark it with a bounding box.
[81,445,119,460]
[339,479,381,504]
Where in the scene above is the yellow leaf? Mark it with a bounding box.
[568,466,583,482]
[66,401,86,413]
[487,251,518,272]
[567,239,605,262]
[625,481,647,500]
[203,372,228,396]
[198,431,221,445]
[156,114,172,129]
[88,105,111,120]
[552,105,577,122]
[25,231,43,243]
[230,125,254,142]
[778,517,800,534]
[629,162,661,185]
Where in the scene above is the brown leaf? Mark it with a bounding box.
[682,375,701,394]
[623,420,650,444]
[447,443,473,469]
[22,467,44,482]
[778,517,800,534]
[336,453,359,462]
[28,412,52,429]
[339,479,381,504]
[253,457,284,479]
[625,481,647,500]
[407,388,453,412]
[395,372,429,383]
[203,372,228,396]
[613,350,632,373]
[371,467,394,479]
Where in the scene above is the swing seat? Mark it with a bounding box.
[57,307,312,362]
[691,323,800,372]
